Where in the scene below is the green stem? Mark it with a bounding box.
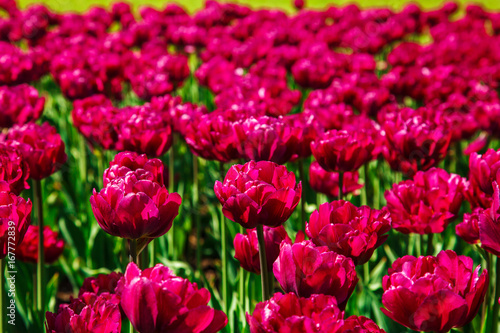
[481,252,492,330]
[256,225,270,301]
[492,257,500,333]
[417,234,423,257]
[338,171,344,201]
[149,240,156,267]
[34,180,45,317]
[298,159,306,232]
[361,164,368,206]
[193,156,201,278]
[220,162,228,312]
[168,135,176,260]
[128,239,138,264]
[426,233,434,256]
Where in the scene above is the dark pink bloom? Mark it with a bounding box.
[340,316,386,332]
[273,240,358,309]
[456,208,482,245]
[247,293,344,332]
[103,151,165,187]
[0,84,44,127]
[16,225,64,264]
[234,226,290,274]
[385,168,466,234]
[214,161,301,228]
[1,122,67,180]
[309,161,362,198]
[294,0,305,10]
[116,262,228,333]
[306,201,392,265]
[311,129,374,172]
[382,250,488,333]
[45,293,121,333]
[478,182,500,256]
[0,143,29,194]
[90,170,182,250]
[0,185,32,259]
[79,272,123,297]
[468,149,500,198]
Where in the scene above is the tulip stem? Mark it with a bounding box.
[219,162,228,312]
[298,158,306,232]
[361,164,368,206]
[338,171,344,201]
[34,179,45,318]
[193,156,201,278]
[491,257,500,333]
[128,239,138,264]
[256,225,270,301]
[168,135,176,261]
[426,234,434,256]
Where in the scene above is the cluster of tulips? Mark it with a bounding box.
[2,0,500,332]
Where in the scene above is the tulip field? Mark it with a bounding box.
[2,0,500,332]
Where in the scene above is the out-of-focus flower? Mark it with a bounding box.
[45,293,121,333]
[309,161,362,198]
[214,160,301,228]
[385,168,466,234]
[381,250,488,333]
[103,151,165,187]
[456,208,482,245]
[0,185,31,259]
[0,84,44,127]
[479,182,500,256]
[340,316,387,332]
[0,143,29,194]
[311,129,374,172]
[273,239,358,309]
[234,226,290,274]
[79,272,123,297]
[1,122,67,180]
[116,262,228,333]
[90,170,182,250]
[306,201,391,265]
[16,225,64,264]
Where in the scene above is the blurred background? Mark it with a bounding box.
[15,0,500,13]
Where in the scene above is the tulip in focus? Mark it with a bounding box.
[273,239,358,309]
[116,262,228,333]
[214,160,301,229]
[234,226,290,274]
[16,225,64,264]
[381,250,488,333]
[0,143,29,195]
[306,201,392,265]
[478,182,500,256]
[456,208,482,245]
[103,151,165,187]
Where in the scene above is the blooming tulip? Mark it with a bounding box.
[456,208,482,245]
[309,161,362,198]
[0,143,29,194]
[16,225,64,264]
[381,250,488,332]
[478,182,500,256]
[116,262,228,333]
[273,239,358,309]
[0,84,44,127]
[306,201,392,265]
[79,272,123,297]
[103,151,165,187]
[214,160,301,228]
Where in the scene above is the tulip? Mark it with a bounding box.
[116,262,228,333]
[381,250,488,333]
[311,129,374,173]
[45,293,121,333]
[273,240,358,309]
[90,169,182,252]
[456,208,482,245]
[79,272,123,297]
[385,167,466,234]
[466,149,500,209]
[247,293,345,332]
[309,161,362,198]
[16,225,64,264]
[1,122,67,180]
[103,151,165,187]
[214,160,301,229]
[306,201,392,265]
[478,182,500,256]
[341,316,387,332]
[0,84,44,127]
[234,226,290,274]
[0,143,29,195]
[0,185,32,259]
